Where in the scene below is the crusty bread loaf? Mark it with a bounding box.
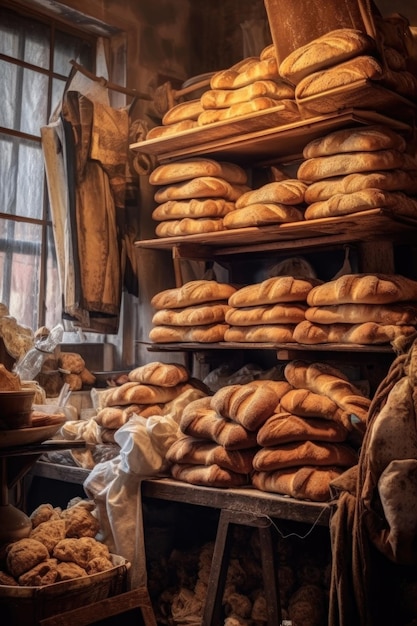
[152,199,236,220]
[180,396,258,450]
[171,462,249,488]
[252,466,344,501]
[155,217,225,237]
[236,180,307,208]
[225,302,307,326]
[304,188,417,220]
[146,120,197,140]
[278,28,376,85]
[210,382,289,431]
[201,80,294,109]
[128,361,189,386]
[102,381,187,407]
[257,412,348,446]
[306,273,417,306]
[294,55,383,100]
[166,435,256,473]
[224,324,296,343]
[279,388,350,426]
[94,407,127,429]
[223,203,304,229]
[162,99,204,125]
[149,323,229,343]
[304,170,417,203]
[302,125,407,159]
[293,319,417,345]
[305,302,417,325]
[197,98,298,126]
[152,280,236,309]
[253,440,358,471]
[260,44,276,60]
[149,159,248,186]
[154,177,250,203]
[297,150,417,183]
[210,56,279,90]
[152,303,230,327]
[228,276,321,307]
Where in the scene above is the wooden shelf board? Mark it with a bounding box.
[138,340,393,354]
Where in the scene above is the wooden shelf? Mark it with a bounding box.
[139,340,394,354]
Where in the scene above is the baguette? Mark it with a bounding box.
[279,28,376,85]
[257,412,349,446]
[170,463,249,488]
[293,319,417,345]
[102,381,188,407]
[162,99,204,125]
[149,323,229,343]
[154,177,250,203]
[236,180,307,208]
[228,276,321,307]
[201,80,294,109]
[152,199,236,220]
[225,302,307,326]
[305,303,417,326]
[253,440,358,471]
[223,203,304,229]
[155,217,225,237]
[252,466,344,501]
[302,125,407,159]
[197,98,298,126]
[224,324,296,343]
[166,435,256,473]
[152,303,230,327]
[149,159,248,186]
[152,280,236,309]
[279,388,350,427]
[260,44,276,60]
[210,57,280,90]
[146,120,197,140]
[127,361,189,386]
[306,274,417,306]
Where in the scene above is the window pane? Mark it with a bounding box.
[0,59,19,131]
[0,61,48,134]
[0,132,18,215]
[54,30,93,75]
[0,7,50,68]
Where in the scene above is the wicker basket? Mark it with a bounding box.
[0,554,130,626]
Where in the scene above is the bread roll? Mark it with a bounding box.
[257,412,348,446]
[102,381,187,407]
[304,170,417,203]
[155,217,225,237]
[223,203,304,228]
[171,462,249,488]
[302,125,407,159]
[224,324,296,343]
[162,99,204,125]
[146,120,197,140]
[152,280,236,309]
[128,361,189,386]
[152,199,236,220]
[201,80,294,109]
[228,276,321,307]
[6,538,50,578]
[154,177,250,203]
[253,440,358,471]
[305,302,417,325]
[225,302,307,326]
[197,98,298,126]
[166,435,256,473]
[211,57,279,90]
[236,180,307,208]
[150,323,229,343]
[149,159,248,186]
[18,559,59,586]
[306,273,417,306]
[279,388,350,426]
[293,319,417,345]
[152,303,230,327]
[279,28,376,85]
[252,466,345,501]
[297,150,416,183]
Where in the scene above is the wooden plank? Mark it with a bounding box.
[141,340,393,354]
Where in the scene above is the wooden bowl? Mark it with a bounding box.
[0,389,35,430]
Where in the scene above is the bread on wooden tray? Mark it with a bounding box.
[257,412,349,446]
[152,198,236,220]
[197,98,299,126]
[161,99,204,125]
[304,302,417,325]
[236,180,308,208]
[149,158,248,186]
[252,466,344,501]
[302,125,407,158]
[153,176,250,203]
[228,275,321,307]
[149,323,229,343]
[155,217,225,237]
[146,120,197,140]
[166,435,256,473]
[223,203,304,228]
[170,462,249,488]
[210,56,280,90]
[293,319,417,345]
[224,324,296,343]
[127,361,190,386]
[152,303,230,327]
[253,440,358,471]
[151,280,236,309]
[225,302,307,326]
[279,388,350,426]
[201,79,294,109]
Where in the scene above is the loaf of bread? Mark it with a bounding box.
[128,361,190,386]
[162,99,204,125]
[228,276,321,307]
[252,466,344,501]
[302,125,407,159]
[225,302,307,326]
[306,273,417,306]
[253,440,358,471]
[197,98,298,126]
[305,302,417,325]
[154,177,250,203]
[294,55,384,100]
[297,150,417,183]
[180,396,258,450]
[223,203,304,229]
[146,120,197,140]
[224,324,296,343]
[152,199,236,220]
[201,79,294,109]
[210,381,290,431]
[149,323,229,343]
[149,159,248,186]
[279,388,350,426]
[304,188,417,220]
[152,303,230,327]
[304,170,417,203]
[171,462,249,488]
[293,319,417,345]
[155,217,225,237]
[236,180,307,208]
[101,381,187,407]
[278,28,376,85]
[210,56,279,90]
[257,412,348,446]
[166,435,256,473]
[152,280,236,309]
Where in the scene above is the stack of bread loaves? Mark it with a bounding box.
[197,45,300,126]
[148,158,249,237]
[150,279,236,343]
[146,98,204,140]
[223,178,307,229]
[167,379,290,488]
[293,273,417,345]
[297,124,417,220]
[252,361,367,501]
[224,275,321,343]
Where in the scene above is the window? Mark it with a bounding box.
[0,5,95,330]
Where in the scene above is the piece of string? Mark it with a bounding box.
[260,503,332,540]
